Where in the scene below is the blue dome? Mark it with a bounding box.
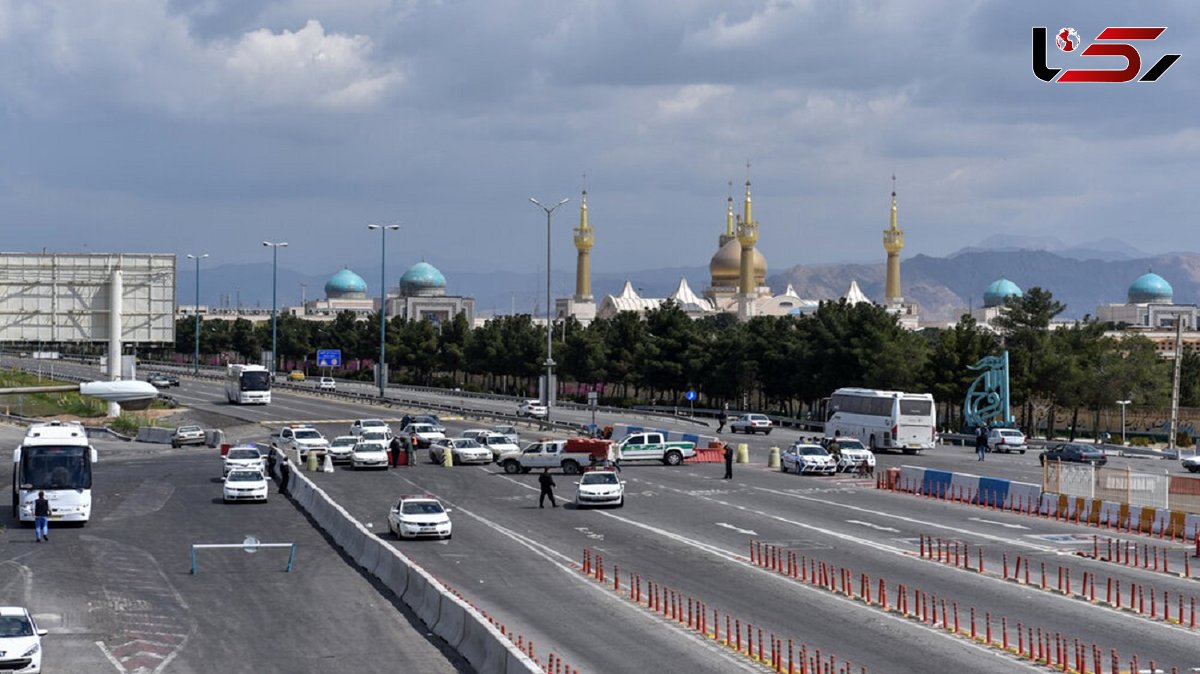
[325,268,368,298]
[401,262,446,289]
[1128,272,1173,304]
[983,278,1023,308]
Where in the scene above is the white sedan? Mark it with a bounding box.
[575,470,625,508]
[0,606,46,674]
[223,446,265,476]
[781,444,837,475]
[476,433,521,460]
[828,438,876,473]
[730,413,773,435]
[351,438,390,470]
[518,400,548,418]
[350,419,393,439]
[222,469,269,503]
[1182,453,1200,473]
[430,438,493,465]
[388,497,453,540]
[401,423,445,448]
[327,435,358,463]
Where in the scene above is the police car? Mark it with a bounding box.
[781,443,837,475]
[387,496,452,540]
[0,606,46,674]
[575,470,625,507]
[222,469,269,503]
[327,435,358,463]
[223,446,266,476]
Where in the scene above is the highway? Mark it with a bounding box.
[5,357,1199,672]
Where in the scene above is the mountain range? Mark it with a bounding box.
[179,239,1200,323]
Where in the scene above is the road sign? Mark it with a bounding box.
[316,349,342,368]
[588,391,598,407]
[685,390,697,401]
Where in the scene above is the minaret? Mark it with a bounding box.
[883,175,904,304]
[573,190,594,302]
[736,178,759,319]
[719,181,735,247]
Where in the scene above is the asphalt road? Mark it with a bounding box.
[6,357,1200,672]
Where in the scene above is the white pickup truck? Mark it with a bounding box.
[498,439,604,475]
[270,425,330,459]
[616,432,696,466]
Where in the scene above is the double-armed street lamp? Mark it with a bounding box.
[262,241,288,379]
[1115,399,1132,446]
[529,197,569,414]
[185,253,208,374]
[367,224,400,398]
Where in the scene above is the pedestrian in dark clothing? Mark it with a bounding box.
[266,450,277,480]
[279,459,290,494]
[34,491,50,542]
[975,426,988,462]
[538,468,557,508]
[717,405,728,433]
[723,443,735,479]
[400,415,412,432]
[389,437,403,468]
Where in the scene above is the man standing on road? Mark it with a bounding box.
[34,491,50,542]
[717,404,728,433]
[389,436,403,468]
[723,442,734,480]
[279,457,290,494]
[266,449,277,482]
[538,468,557,508]
[975,426,988,461]
[404,433,416,468]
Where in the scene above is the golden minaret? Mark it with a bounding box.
[720,182,735,247]
[736,179,759,318]
[573,189,594,302]
[883,175,904,304]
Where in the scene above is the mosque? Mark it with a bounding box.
[299,262,474,325]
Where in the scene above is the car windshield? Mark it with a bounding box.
[999,431,1023,438]
[362,420,385,428]
[293,430,321,440]
[401,501,444,515]
[19,446,92,490]
[0,615,34,637]
[228,471,262,482]
[362,432,388,441]
[453,439,481,448]
[838,440,865,450]
[240,370,271,391]
[410,425,433,433]
[581,473,619,485]
[179,426,201,434]
[485,435,512,445]
[333,437,357,447]
[356,441,385,450]
[799,446,828,456]
[228,449,260,460]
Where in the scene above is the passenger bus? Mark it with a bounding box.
[823,388,936,454]
[225,364,272,404]
[12,421,97,523]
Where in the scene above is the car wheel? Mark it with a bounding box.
[562,461,581,475]
[764,429,771,435]
[444,533,453,541]
[172,441,180,449]
[616,496,624,508]
[502,460,520,474]
[1188,467,1199,473]
[1020,449,1026,455]
[664,451,682,466]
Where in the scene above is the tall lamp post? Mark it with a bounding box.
[185,253,208,374]
[529,197,569,413]
[1115,399,1131,446]
[367,224,400,398]
[262,241,288,380]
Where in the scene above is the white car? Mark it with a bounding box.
[172,424,207,448]
[350,419,393,439]
[518,400,548,418]
[327,435,358,463]
[318,377,336,392]
[826,438,876,473]
[781,443,837,475]
[476,433,521,460]
[351,437,390,470]
[223,446,265,476]
[460,428,490,442]
[429,438,493,465]
[388,496,453,540]
[0,606,46,674]
[274,425,330,459]
[730,413,773,435]
[222,469,269,503]
[402,423,445,448]
[493,425,520,445]
[987,428,1027,454]
[575,470,625,508]
[1182,454,1200,473]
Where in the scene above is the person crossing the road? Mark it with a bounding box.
[34,491,50,542]
[389,436,403,468]
[723,442,734,480]
[538,468,557,508]
[975,425,988,461]
[717,404,728,433]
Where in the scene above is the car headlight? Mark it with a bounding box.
[23,642,40,657]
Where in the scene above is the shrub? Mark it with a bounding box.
[1129,435,1152,447]
[1177,431,1194,448]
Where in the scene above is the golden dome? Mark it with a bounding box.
[709,238,767,287]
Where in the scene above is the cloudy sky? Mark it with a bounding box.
[1,0,1196,284]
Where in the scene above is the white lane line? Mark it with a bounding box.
[716,522,759,536]
[968,517,1030,530]
[846,520,900,533]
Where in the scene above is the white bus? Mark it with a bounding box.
[824,388,936,454]
[225,364,272,404]
[12,421,97,524]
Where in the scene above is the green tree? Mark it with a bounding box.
[922,315,1000,430]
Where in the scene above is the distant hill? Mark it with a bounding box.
[948,235,1148,262]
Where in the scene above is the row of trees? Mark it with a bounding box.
[173,288,1200,435]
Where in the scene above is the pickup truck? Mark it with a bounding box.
[616,432,695,466]
[498,439,609,475]
[270,425,330,459]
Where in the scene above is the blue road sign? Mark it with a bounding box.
[316,349,342,368]
[685,390,697,401]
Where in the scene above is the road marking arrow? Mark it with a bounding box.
[968,517,1029,530]
[846,519,900,533]
[716,522,758,536]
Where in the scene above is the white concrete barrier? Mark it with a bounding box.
[897,465,925,493]
[357,531,382,571]
[402,568,442,629]
[1186,513,1200,541]
[505,649,544,674]
[1007,482,1043,512]
[372,548,410,597]
[457,614,513,674]
[432,593,468,649]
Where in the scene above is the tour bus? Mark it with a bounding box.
[823,388,937,454]
[225,363,272,404]
[12,421,97,523]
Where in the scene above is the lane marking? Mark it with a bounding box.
[846,519,900,533]
[968,517,1029,530]
[716,522,759,536]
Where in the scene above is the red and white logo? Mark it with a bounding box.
[1033,26,1180,83]
[1055,27,1081,52]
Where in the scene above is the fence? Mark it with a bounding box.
[1043,463,1200,514]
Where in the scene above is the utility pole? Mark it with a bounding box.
[1169,316,1183,450]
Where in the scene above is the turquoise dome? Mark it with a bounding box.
[401,262,446,290]
[325,268,368,298]
[983,278,1023,308]
[1128,272,1173,304]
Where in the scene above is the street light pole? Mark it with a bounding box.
[185,253,208,374]
[262,241,288,380]
[1115,399,1131,446]
[368,224,400,398]
[530,197,569,414]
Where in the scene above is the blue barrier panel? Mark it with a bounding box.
[682,433,699,445]
[923,469,954,499]
[977,477,1010,507]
